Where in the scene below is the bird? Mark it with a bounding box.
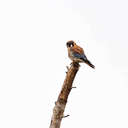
[66,40,95,69]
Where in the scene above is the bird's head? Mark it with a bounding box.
[66,40,75,48]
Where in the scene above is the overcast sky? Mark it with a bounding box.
[0,0,128,128]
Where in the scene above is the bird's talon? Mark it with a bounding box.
[70,62,73,65]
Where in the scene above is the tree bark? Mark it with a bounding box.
[49,62,80,128]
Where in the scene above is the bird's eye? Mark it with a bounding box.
[70,43,74,47]
[66,42,74,47]
[69,44,72,47]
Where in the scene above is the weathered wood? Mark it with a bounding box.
[49,62,80,128]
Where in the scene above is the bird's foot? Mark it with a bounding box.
[70,62,73,65]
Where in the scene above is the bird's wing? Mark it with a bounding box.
[72,44,84,54]
[73,52,87,60]
[71,44,87,60]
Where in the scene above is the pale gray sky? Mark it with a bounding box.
[0,0,128,128]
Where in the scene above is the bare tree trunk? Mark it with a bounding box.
[49,62,80,128]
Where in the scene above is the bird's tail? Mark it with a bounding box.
[84,59,95,69]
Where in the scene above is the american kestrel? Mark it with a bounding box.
[66,40,95,69]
